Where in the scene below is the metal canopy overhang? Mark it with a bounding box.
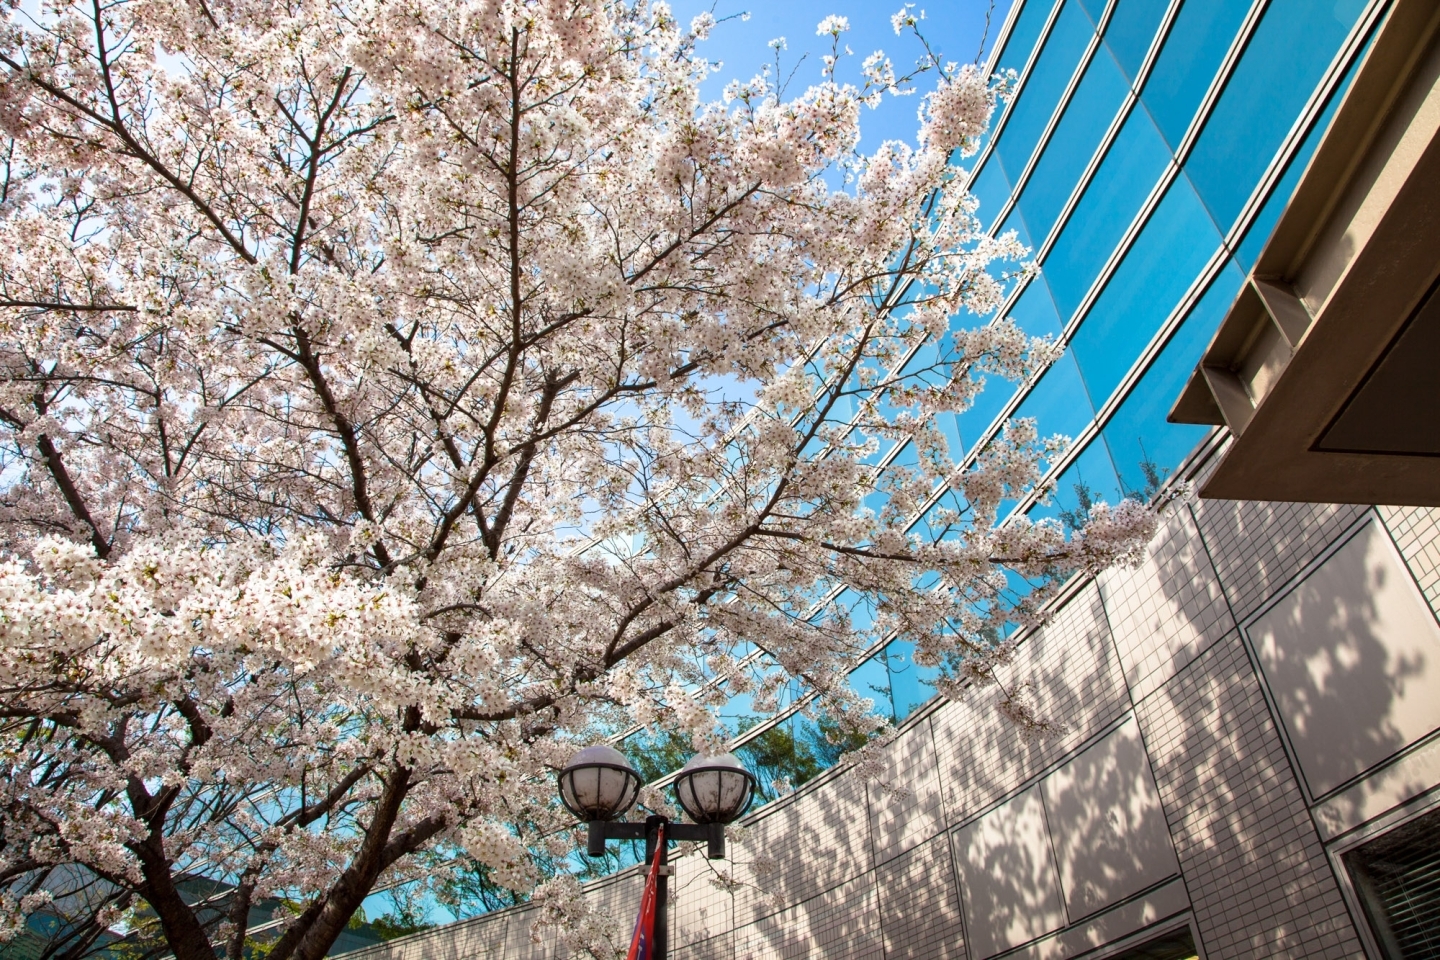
[1169,0,1440,506]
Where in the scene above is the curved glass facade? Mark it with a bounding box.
[676,0,1386,800]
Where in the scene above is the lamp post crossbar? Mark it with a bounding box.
[558,750,757,960]
[586,817,726,860]
[586,816,725,960]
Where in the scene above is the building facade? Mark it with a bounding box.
[347,0,1440,956]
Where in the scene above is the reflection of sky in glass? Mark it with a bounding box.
[1009,274,1064,338]
[1235,22,1372,268]
[1016,39,1129,243]
[999,0,1062,76]
[593,0,1375,827]
[1069,170,1223,408]
[1028,436,1122,528]
[1142,0,1254,152]
[719,691,759,731]
[955,374,1019,459]
[848,655,894,719]
[1043,106,1171,320]
[1102,259,1245,496]
[1100,0,1169,85]
[833,589,876,633]
[883,638,942,720]
[994,1,1095,185]
[1014,347,1094,443]
[969,158,1014,234]
[1184,0,1369,233]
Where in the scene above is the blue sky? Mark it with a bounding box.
[670,0,1016,151]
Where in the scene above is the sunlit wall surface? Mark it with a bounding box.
[685,0,1385,800]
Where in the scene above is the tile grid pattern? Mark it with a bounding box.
[1135,633,1364,959]
[344,494,1409,960]
[1380,504,1440,618]
[1098,503,1236,703]
[1187,498,1371,622]
[929,582,1131,833]
[726,771,874,929]
[875,835,969,960]
[867,717,947,868]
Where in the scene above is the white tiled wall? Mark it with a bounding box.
[1248,519,1440,798]
[952,785,1068,958]
[345,494,1440,960]
[1040,716,1178,921]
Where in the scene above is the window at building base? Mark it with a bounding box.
[1104,927,1198,960]
[1345,805,1440,959]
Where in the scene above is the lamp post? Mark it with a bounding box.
[557,748,757,960]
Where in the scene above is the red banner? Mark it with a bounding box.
[625,823,664,960]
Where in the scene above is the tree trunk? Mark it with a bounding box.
[279,766,411,960]
[131,842,217,960]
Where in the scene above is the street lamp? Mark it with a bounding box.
[556,748,757,960]
[672,753,756,830]
[557,745,642,825]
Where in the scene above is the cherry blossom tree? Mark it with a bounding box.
[0,1,1158,958]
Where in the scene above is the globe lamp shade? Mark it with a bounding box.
[672,753,757,825]
[558,746,641,822]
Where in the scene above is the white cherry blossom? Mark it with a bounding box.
[0,2,1158,958]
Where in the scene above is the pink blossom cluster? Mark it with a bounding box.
[0,1,1160,956]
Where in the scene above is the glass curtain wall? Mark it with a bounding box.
[620,0,1386,810]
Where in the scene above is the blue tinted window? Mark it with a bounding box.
[995,1,1096,188]
[956,375,1018,456]
[899,336,939,378]
[1235,24,1369,268]
[1102,259,1245,495]
[912,570,944,593]
[1009,275,1064,338]
[1043,107,1171,320]
[999,568,1039,611]
[719,691,760,734]
[1016,44,1130,242]
[1141,0,1252,150]
[953,278,1067,461]
[855,428,887,466]
[734,725,797,807]
[875,340,938,423]
[904,333,961,457]
[787,714,831,772]
[914,498,955,544]
[996,0,1063,75]
[834,589,876,633]
[848,653,895,719]
[1014,347,1095,441]
[994,209,1033,302]
[935,412,964,460]
[1070,171,1222,406]
[976,0,1061,162]
[863,484,887,517]
[1104,0,1169,83]
[888,437,919,475]
[882,639,940,720]
[1187,0,1366,233]
[1027,438,1123,526]
[999,207,1033,251]
[902,335,964,456]
[969,159,1014,233]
